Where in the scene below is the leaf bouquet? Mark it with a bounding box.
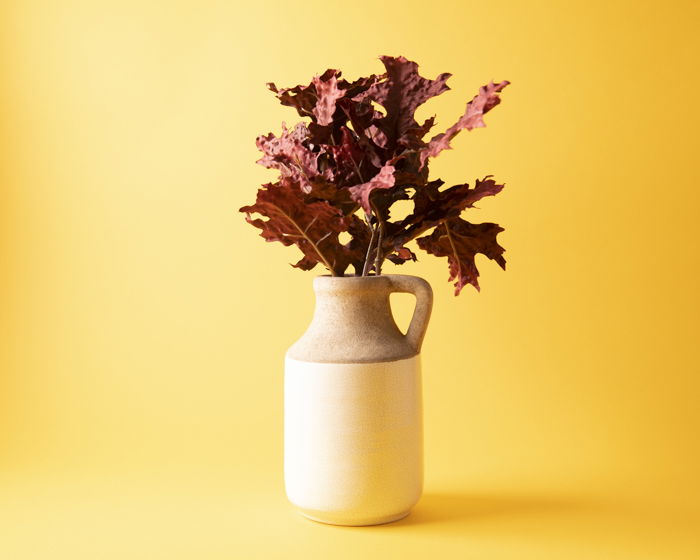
[241,56,509,294]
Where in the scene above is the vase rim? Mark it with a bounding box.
[314,273,423,280]
[313,273,424,291]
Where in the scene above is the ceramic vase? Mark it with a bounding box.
[284,274,433,526]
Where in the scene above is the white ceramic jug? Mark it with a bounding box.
[284,274,433,526]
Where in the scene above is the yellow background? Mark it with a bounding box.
[1,0,699,558]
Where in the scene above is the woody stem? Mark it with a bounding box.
[361,217,377,277]
[371,201,385,275]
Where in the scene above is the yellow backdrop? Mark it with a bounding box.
[1,0,699,558]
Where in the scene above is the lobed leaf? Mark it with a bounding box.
[347,163,396,215]
[357,55,451,150]
[240,182,353,275]
[312,73,345,126]
[419,80,510,169]
[244,56,510,292]
[255,122,326,194]
[394,176,505,247]
[416,218,506,294]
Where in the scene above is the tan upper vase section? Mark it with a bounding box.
[287,274,433,364]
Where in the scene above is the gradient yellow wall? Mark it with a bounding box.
[1,1,699,558]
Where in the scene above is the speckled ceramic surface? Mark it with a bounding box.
[287,275,432,364]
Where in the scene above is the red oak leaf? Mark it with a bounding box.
[337,96,375,136]
[335,97,386,164]
[256,122,325,193]
[356,56,451,148]
[312,73,345,126]
[409,175,504,227]
[391,176,504,249]
[386,246,417,265]
[406,116,436,147]
[416,218,506,294]
[246,57,510,292]
[326,127,375,187]
[269,70,380,126]
[347,164,396,215]
[341,73,384,97]
[419,80,509,168]
[240,182,350,275]
[267,68,339,119]
[303,176,357,216]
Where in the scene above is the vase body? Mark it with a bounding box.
[284,274,433,526]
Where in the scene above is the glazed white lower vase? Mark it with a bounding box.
[284,274,433,526]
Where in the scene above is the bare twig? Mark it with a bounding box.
[371,201,385,275]
[348,152,366,184]
[361,216,377,277]
[374,217,384,275]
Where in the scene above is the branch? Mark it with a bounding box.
[361,216,377,276]
[371,201,385,275]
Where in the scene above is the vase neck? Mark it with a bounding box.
[286,276,417,364]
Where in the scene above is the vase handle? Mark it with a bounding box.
[388,275,433,354]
